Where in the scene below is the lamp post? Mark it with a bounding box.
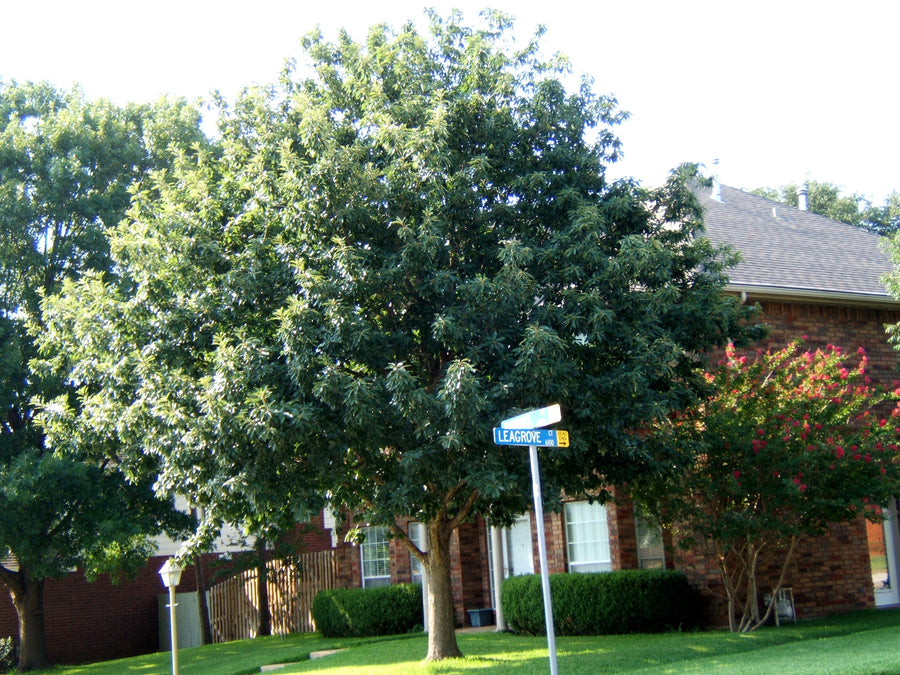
[159,558,183,675]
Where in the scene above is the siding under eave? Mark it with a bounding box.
[726,284,900,310]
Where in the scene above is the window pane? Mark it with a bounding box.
[565,501,610,573]
[635,515,665,569]
[361,526,391,587]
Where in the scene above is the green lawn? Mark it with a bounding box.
[34,609,900,675]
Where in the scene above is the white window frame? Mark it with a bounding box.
[360,526,391,588]
[564,500,612,573]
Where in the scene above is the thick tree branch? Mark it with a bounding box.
[446,487,479,533]
[0,562,24,597]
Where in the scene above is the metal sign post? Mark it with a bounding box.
[495,405,563,675]
[527,442,559,675]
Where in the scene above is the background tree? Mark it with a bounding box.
[752,180,900,235]
[0,81,201,671]
[866,191,900,236]
[36,80,325,643]
[37,12,759,660]
[633,340,900,633]
[881,223,900,354]
[37,84,324,543]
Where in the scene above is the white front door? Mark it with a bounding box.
[869,498,900,607]
[504,515,534,577]
[486,515,535,616]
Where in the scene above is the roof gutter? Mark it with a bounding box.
[725,283,900,309]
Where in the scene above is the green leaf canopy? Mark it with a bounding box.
[36,11,757,659]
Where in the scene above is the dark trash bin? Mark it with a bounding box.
[467,608,494,627]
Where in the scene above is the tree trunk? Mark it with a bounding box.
[8,569,48,672]
[191,507,213,645]
[423,520,462,660]
[255,539,271,637]
[746,535,800,632]
[194,555,213,645]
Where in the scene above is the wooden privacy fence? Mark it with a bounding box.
[208,549,337,642]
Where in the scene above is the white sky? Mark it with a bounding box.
[3,0,897,203]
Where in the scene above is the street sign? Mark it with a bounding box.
[493,428,569,447]
[499,404,562,430]
[493,404,565,675]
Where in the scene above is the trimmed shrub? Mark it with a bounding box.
[312,583,423,638]
[0,637,16,674]
[501,569,699,636]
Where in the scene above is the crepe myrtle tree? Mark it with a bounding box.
[0,81,203,671]
[37,11,758,661]
[633,340,900,633]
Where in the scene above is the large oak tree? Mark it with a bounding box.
[38,12,758,660]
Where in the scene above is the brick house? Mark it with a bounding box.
[689,182,900,620]
[322,182,900,627]
[4,182,899,663]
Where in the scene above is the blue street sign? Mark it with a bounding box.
[493,427,569,447]
[500,404,562,430]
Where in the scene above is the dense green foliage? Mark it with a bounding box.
[634,340,900,632]
[501,570,698,636]
[881,236,900,350]
[35,11,757,660]
[312,584,423,638]
[0,80,202,671]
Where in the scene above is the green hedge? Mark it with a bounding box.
[500,570,699,636]
[312,583,423,638]
[0,637,16,674]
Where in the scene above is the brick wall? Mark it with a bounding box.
[0,553,223,665]
[295,512,335,553]
[608,489,639,571]
[455,522,491,623]
[750,300,900,384]
[0,514,330,667]
[672,516,875,625]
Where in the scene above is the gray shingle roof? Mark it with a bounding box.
[698,184,896,304]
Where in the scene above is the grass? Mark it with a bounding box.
[34,608,900,675]
[31,634,419,675]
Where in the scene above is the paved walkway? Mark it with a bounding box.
[456,624,499,634]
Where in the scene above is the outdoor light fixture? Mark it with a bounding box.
[159,558,183,675]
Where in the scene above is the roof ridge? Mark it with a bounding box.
[710,185,883,239]
[697,183,894,302]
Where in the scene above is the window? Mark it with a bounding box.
[565,501,611,573]
[409,522,426,584]
[360,526,391,587]
[635,515,665,569]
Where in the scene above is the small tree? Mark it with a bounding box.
[635,340,900,632]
